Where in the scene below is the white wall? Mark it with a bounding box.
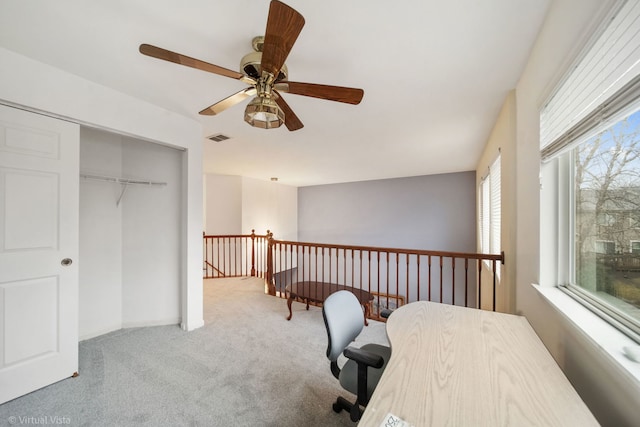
[476,92,515,313]
[0,47,204,331]
[121,136,182,327]
[79,128,183,339]
[79,129,123,338]
[204,175,242,235]
[242,177,298,240]
[203,174,298,240]
[476,0,640,425]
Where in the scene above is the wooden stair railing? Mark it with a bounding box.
[203,231,505,313]
[203,230,271,279]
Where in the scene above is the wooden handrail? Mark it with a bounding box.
[269,238,504,264]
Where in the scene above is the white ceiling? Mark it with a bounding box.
[0,0,549,187]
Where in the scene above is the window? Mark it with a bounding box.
[540,0,640,341]
[479,154,501,256]
[574,111,640,326]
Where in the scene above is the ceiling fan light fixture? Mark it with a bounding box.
[244,97,285,129]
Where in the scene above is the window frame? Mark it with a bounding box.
[539,0,640,344]
[553,110,640,343]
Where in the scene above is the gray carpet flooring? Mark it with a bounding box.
[0,277,388,426]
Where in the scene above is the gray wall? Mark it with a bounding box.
[298,172,476,253]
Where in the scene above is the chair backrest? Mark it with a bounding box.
[272,267,297,292]
[322,290,364,361]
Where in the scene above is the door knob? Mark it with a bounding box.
[61,258,73,266]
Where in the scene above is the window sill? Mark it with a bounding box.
[532,284,640,383]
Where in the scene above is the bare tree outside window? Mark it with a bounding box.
[575,111,640,312]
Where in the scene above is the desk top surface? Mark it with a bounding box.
[358,301,599,427]
[287,281,373,300]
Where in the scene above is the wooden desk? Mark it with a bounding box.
[358,302,599,427]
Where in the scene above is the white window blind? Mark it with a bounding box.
[480,155,501,255]
[490,157,501,255]
[540,0,640,156]
[481,178,490,253]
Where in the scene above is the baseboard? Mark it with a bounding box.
[79,323,123,341]
[181,318,205,331]
[121,317,181,329]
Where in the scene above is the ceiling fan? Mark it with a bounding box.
[139,0,364,131]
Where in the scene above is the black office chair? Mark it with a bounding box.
[322,290,391,422]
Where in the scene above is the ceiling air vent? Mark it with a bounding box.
[207,134,231,142]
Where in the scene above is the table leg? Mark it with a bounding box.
[286,297,293,320]
[363,303,370,326]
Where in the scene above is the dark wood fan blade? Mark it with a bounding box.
[199,88,257,116]
[261,1,305,79]
[274,81,364,105]
[140,44,253,82]
[273,91,304,131]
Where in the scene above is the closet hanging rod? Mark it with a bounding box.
[80,173,167,186]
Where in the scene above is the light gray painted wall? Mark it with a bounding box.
[298,172,476,253]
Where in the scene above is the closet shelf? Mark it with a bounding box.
[80,173,167,206]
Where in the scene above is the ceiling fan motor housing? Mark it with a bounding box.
[240,37,288,81]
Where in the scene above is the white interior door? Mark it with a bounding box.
[0,104,79,404]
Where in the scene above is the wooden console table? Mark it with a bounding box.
[285,281,373,325]
[358,301,599,426]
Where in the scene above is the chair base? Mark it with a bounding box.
[332,396,364,422]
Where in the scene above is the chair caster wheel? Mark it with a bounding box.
[333,402,342,413]
[350,405,362,422]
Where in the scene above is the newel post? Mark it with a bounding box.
[250,229,256,277]
[266,230,276,295]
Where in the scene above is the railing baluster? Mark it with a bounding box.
[452,257,456,306]
[478,259,483,309]
[439,256,444,303]
[377,251,381,296]
[464,258,469,307]
[492,259,497,311]
[358,249,362,289]
[388,252,392,311]
[343,248,347,286]
[218,238,222,277]
[368,250,371,297]
[417,254,421,302]
[406,253,410,310]
[428,255,432,302]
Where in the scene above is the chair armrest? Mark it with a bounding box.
[343,346,384,369]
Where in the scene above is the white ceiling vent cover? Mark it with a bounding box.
[207,134,231,142]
